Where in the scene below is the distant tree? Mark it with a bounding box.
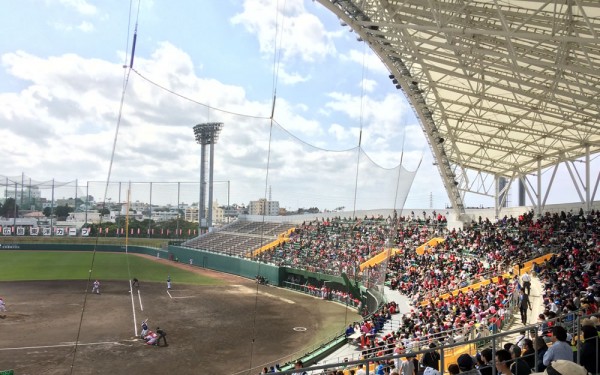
[43,207,52,217]
[55,204,74,220]
[0,198,19,218]
[98,207,110,216]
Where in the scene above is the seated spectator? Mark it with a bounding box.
[521,339,536,370]
[495,349,513,375]
[477,348,493,375]
[509,344,531,375]
[456,353,479,374]
[533,337,548,372]
[579,324,599,375]
[447,364,460,375]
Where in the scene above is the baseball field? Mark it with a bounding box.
[0,251,359,375]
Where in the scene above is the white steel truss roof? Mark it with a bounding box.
[317,0,600,216]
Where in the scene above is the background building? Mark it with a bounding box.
[248,199,279,216]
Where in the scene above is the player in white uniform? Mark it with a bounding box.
[92,280,101,294]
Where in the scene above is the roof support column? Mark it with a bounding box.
[586,144,590,212]
[537,159,542,217]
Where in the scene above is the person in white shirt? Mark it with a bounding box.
[0,297,6,318]
[521,271,531,295]
[355,363,367,375]
[92,280,100,294]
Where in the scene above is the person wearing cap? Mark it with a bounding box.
[292,360,308,375]
[530,359,588,375]
[542,326,573,366]
[456,353,480,374]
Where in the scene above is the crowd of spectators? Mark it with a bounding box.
[256,208,599,374]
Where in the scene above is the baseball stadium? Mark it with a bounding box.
[1,1,600,375]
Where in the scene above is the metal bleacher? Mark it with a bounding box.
[181,220,295,257]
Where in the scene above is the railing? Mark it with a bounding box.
[282,282,361,309]
[264,312,599,375]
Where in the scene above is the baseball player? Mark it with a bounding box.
[92,280,101,294]
[0,297,6,318]
[140,319,149,338]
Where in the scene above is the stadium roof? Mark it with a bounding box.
[318,0,600,215]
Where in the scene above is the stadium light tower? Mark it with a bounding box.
[193,122,223,231]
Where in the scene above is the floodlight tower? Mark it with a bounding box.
[193,122,223,231]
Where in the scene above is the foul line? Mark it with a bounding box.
[137,289,144,311]
[129,280,138,337]
[0,341,125,351]
[167,289,172,299]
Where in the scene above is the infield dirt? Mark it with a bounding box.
[0,259,360,375]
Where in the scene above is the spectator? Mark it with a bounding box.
[579,324,599,374]
[456,353,480,374]
[448,364,460,375]
[521,339,536,370]
[543,326,573,366]
[293,360,307,375]
[509,344,531,374]
[495,349,513,375]
[477,348,493,375]
[533,337,548,372]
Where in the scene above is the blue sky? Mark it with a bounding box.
[0,0,593,212]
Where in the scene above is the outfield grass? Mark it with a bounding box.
[0,251,225,285]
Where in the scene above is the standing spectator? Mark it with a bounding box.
[542,326,573,366]
[399,354,415,375]
[519,290,532,325]
[521,271,531,295]
[355,364,366,375]
[156,327,168,346]
[579,324,599,374]
[92,280,100,294]
[167,275,171,290]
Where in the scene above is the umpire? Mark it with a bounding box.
[156,327,168,346]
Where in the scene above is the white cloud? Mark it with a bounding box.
[231,0,337,64]
[361,78,377,93]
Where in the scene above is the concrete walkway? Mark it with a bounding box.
[499,275,546,347]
